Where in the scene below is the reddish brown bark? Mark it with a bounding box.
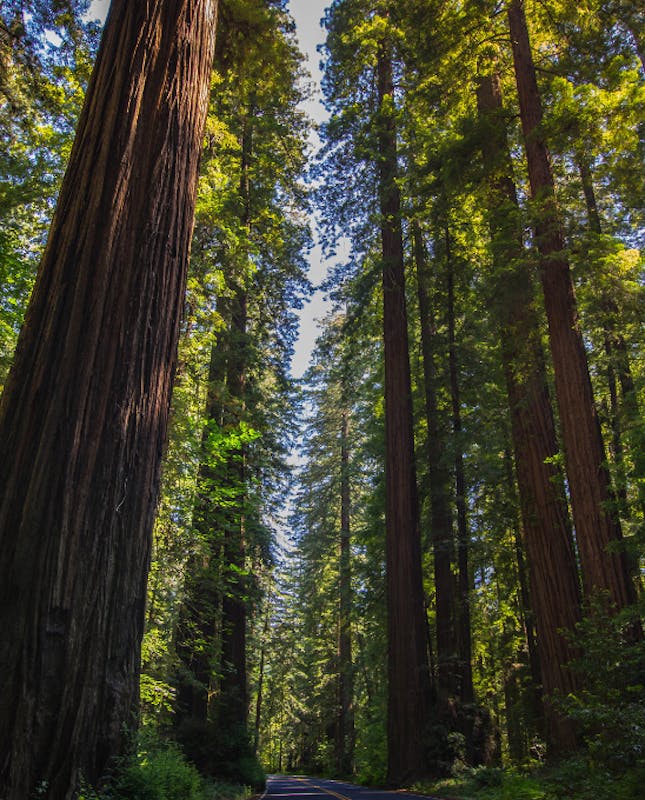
[507,0,636,610]
[477,69,582,752]
[0,2,218,797]
[378,41,432,786]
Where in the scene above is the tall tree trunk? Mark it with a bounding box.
[506,448,544,745]
[377,40,431,786]
[413,223,459,698]
[336,409,355,776]
[0,2,218,797]
[218,288,249,729]
[174,338,227,764]
[218,116,253,732]
[254,609,270,752]
[577,157,644,519]
[507,0,636,610]
[444,227,475,706]
[477,69,581,752]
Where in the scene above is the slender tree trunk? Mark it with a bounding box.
[377,40,431,786]
[175,114,252,755]
[413,223,460,698]
[0,3,218,797]
[444,228,475,706]
[477,69,581,752]
[254,609,270,752]
[218,288,249,729]
[174,340,227,759]
[577,157,644,519]
[218,117,253,731]
[507,0,636,610]
[508,482,545,746]
[336,409,355,776]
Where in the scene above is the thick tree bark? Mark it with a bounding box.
[335,409,355,776]
[507,0,636,610]
[413,223,459,698]
[377,42,432,786]
[444,228,475,706]
[0,2,218,798]
[477,69,581,752]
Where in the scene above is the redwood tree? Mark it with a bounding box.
[507,0,636,610]
[0,2,218,797]
[413,222,459,699]
[377,39,432,786]
[477,69,581,753]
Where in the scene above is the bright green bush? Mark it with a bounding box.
[79,727,254,800]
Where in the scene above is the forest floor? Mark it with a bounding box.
[412,758,645,800]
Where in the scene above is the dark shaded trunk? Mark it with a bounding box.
[335,409,354,776]
[507,0,636,610]
[413,223,459,698]
[577,157,644,519]
[174,343,227,742]
[254,610,270,752]
[377,41,432,786]
[0,3,218,797]
[444,228,475,706]
[477,69,581,752]
[505,449,542,703]
[217,117,253,732]
[175,118,252,761]
[218,288,249,729]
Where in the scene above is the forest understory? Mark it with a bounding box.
[0,1,643,799]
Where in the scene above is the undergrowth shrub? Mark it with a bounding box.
[79,727,253,800]
[558,596,645,772]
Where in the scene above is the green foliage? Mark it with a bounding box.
[0,1,97,387]
[174,719,265,791]
[413,767,547,800]
[557,596,645,771]
[78,728,254,800]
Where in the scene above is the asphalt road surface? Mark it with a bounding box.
[263,775,444,800]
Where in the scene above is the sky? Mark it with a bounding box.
[285,0,333,378]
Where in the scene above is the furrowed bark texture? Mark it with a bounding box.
[0,2,218,797]
[477,70,581,753]
[507,0,636,609]
[377,42,431,786]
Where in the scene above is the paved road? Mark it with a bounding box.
[263,775,444,800]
